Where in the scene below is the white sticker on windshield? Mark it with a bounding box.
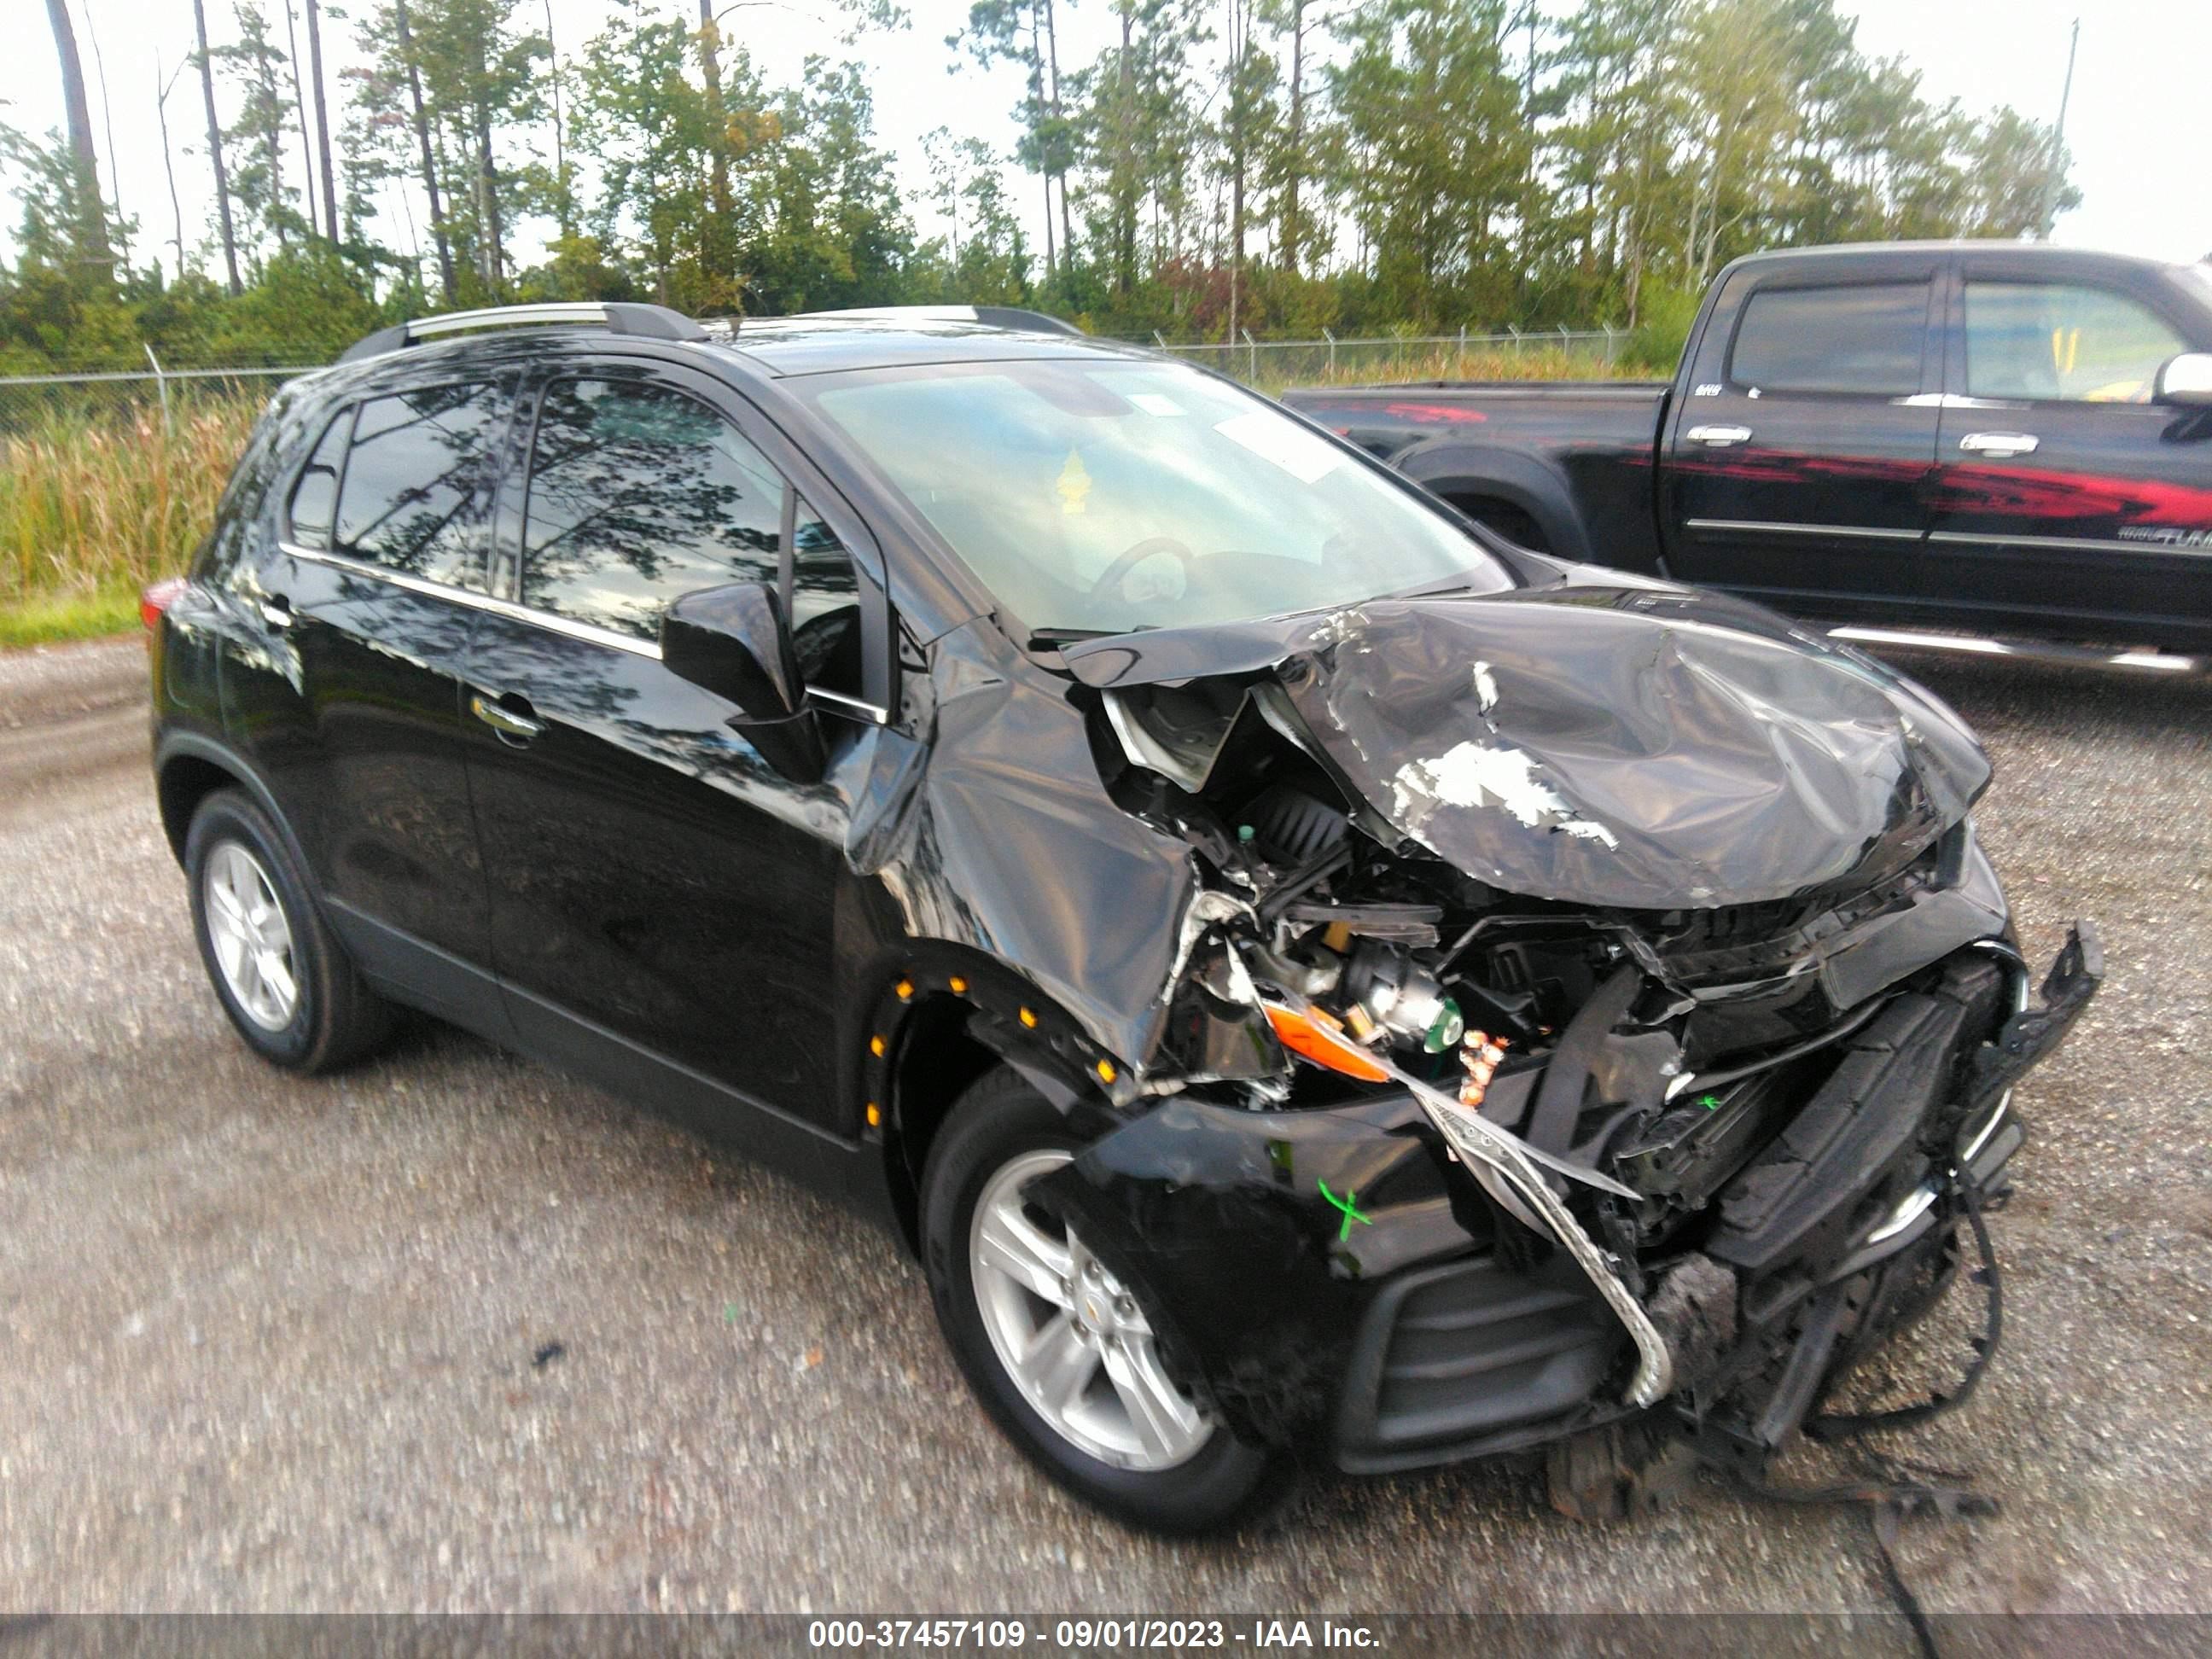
[1212,411,1342,484]
[1129,393,1184,416]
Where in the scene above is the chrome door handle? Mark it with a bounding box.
[469,693,544,742]
[1685,424,1753,447]
[1959,431,2039,457]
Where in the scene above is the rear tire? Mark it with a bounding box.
[920,1067,1285,1533]
[185,788,392,1074]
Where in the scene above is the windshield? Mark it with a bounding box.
[801,358,1512,637]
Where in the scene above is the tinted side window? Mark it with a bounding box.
[1729,282,1929,395]
[791,495,863,697]
[1964,282,2188,403]
[334,381,507,587]
[287,407,352,550]
[521,377,788,641]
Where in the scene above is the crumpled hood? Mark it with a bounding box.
[1062,583,1991,909]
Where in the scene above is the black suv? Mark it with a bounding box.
[148,302,2098,1531]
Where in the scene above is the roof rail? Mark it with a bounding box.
[337,301,711,364]
[792,304,1082,337]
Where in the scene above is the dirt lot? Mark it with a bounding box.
[2,635,2208,1621]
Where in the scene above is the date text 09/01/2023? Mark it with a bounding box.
[806,1618,1383,1650]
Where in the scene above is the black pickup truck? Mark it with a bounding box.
[1284,242,2212,661]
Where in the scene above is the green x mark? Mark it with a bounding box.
[1318,1179,1372,1243]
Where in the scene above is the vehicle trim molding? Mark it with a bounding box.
[806,685,892,724]
[1928,529,2212,559]
[1827,624,2203,673]
[1685,518,1924,543]
[276,539,666,659]
[277,539,893,720]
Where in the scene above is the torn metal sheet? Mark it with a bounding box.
[1064,582,1991,911]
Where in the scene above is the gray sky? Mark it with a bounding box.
[2,0,2204,291]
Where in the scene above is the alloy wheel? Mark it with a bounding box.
[968,1147,1214,1471]
[202,841,300,1032]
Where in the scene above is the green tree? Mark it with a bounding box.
[41,0,115,283]
[951,0,1078,288]
[1325,0,1529,326]
[217,3,305,260]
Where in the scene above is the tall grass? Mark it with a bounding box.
[1,400,262,637]
[1258,344,1658,394]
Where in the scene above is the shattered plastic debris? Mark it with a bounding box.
[1066,583,1991,911]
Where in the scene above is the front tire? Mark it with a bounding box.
[185,788,391,1073]
[920,1068,1284,1533]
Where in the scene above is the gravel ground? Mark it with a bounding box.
[1,635,2208,1621]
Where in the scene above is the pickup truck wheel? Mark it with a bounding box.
[920,1068,1285,1533]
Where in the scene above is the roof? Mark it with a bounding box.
[713,314,1154,378]
[1732,240,2193,277]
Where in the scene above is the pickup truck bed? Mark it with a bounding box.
[1284,242,2212,657]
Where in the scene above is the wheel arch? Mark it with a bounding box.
[1398,441,1597,564]
[860,948,1131,1254]
[154,733,300,871]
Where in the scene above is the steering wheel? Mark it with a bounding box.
[1088,535,1196,598]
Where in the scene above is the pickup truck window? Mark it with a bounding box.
[1963,282,2188,404]
[1728,282,1927,396]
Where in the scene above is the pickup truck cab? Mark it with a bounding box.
[1284,243,2212,659]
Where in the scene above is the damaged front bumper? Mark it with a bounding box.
[1034,924,2100,1476]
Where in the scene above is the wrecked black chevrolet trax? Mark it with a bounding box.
[147,302,2098,1532]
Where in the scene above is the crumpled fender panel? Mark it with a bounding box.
[844,620,1202,1069]
[1065,583,1991,911]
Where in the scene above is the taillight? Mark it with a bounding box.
[140,576,188,632]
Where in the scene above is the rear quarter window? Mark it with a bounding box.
[1728,282,1930,396]
[285,408,353,550]
[329,381,509,589]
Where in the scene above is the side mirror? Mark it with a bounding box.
[2153,352,2212,407]
[661,581,827,783]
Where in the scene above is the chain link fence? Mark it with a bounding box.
[1139,326,1627,388]
[0,323,1626,433]
[0,357,323,435]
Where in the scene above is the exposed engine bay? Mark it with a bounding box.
[1018,589,2102,1498]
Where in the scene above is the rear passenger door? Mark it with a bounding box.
[457,358,882,1146]
[223,376,513,1016]
[1662,257,1943,615]
[1926,263,2212,644]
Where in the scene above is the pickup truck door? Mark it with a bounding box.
[1926,260,2212,649]
[1662,259,1943,616]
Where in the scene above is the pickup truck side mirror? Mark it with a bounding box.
[2153,352,2212,407]
[661,581,828,783]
